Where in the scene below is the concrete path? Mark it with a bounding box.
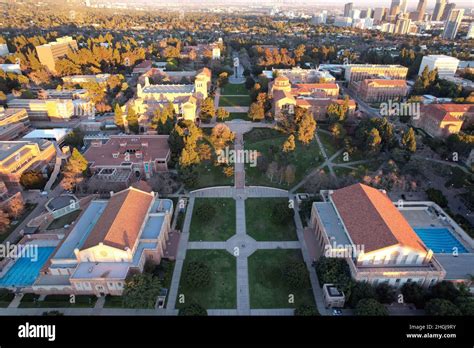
[166,197,195,313]
[223,106,249,113]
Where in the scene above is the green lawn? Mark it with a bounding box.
[19,294,97,308]
[248,249,315,309]
[317,131,339,157]
[176,250,236,309]
[220,83,248,95]
[192,161,233,189]
[219,95,251,107]
[246,198,297,241]
[0,203,37,242]
[227,112,248,120]
[189,198,236,241]
[0,290,14,308]
[104,295,124,308]
[245,131,324,188]
[46,210,82,230]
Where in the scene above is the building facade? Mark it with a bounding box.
[36,36,78,73]
[357,79,408,102]
[418,55,460,78]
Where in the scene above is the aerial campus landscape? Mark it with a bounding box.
[0,0,473,328]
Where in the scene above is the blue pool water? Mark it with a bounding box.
[0,247,55,287]
[413,228,468,254]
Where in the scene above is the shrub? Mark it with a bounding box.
[183,261,211,288]
[179,302,207,316]
[425,299,462,316]
[355,299,388,316]
[348,282,376,308]
[375,283,397,304]
[401,282,427,309]
[282,261,309,289]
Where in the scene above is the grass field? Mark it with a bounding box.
[189,198,236,241]
[220,83,248,95]
[176,250,236,309]
[246,198,297,241]
[219,95,251,107]
[248,249,314,309]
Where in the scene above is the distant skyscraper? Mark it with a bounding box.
[432,0,447,21]
[443,8,464,40]
[467,22,474,39]
[373,8,387,23]
[399,0,408,13]
[389,0,401,16]
[360,8,373,19]
[441,2,456,21]
[394,14,411,34]
[344,3,353,17]
[415,0,427,21]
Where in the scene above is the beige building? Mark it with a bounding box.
[414,104,473,138]
[0,139,55,190]
[32,187,174,296]
[356,79,408,102]
[7,99,75,121]
[0,107,30,140]
[344,64,408,83]
[310,183,446,288]
[36,36,78,73]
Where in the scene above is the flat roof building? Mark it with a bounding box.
[7,99,75,121]
[418,55,460,78]
[35,36,78,73]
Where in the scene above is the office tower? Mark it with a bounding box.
[394,14,412,35]
[441,2,455,21]
[399,0,408,13]
[418,55,460,77]
[373,8,387,23]
[389,0,401,16]
[361,8,373,19]
[35,36,78,73]
[467,22,474,39]
[351,9,361,19]
[415,0,427,21]
[443,8,464,40]
[344,3,353,17]
[432,0,447,21]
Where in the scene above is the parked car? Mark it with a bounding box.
[332,309,343,316]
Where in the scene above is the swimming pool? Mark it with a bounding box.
[413,228,468,254]
[0,246,56,287]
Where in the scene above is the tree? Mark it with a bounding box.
[282,135,296,153]
[122,273,162,309]
[178,165,198,187]
[295,304,319,316]
[20,170,47,190]
[62,149,89,191]
[375,283,397,304]
[366,128,382,154]
[216,107,230,121]
[199,97,215,123]
[183,261,211,288]
[315,257,353,297]
[355,299,388,316]
[126,107,139,134]
[425,188,448,208]
[402,128,417,153]
[327,102,347,123]
[179,303,207,316]
[210,124,234,152]
[64,129,85,150]
[114,104,124,127]
[284,165,296,185]
[329,122,346,142]
[271,201,294,225]
[248,102,264,121]
[179,145,200,167]
[297,112,317,145]
[283,261,309,288]
[0,210,10,233]
[197,143,212,161]
[349,282,377,308]
[6,195,24,219]
[401,282,427,309]
[223,165,234,177]
[425,299,462,316]
[429,281,461,303]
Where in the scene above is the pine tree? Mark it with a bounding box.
[297,112,317,145]
[282,135,296,152]
[402,127,417,153]
[114,104,124,128]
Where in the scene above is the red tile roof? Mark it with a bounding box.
[421,104,466,123]
[82,187,154,250]
[331,183,427,253]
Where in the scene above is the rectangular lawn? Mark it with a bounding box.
[220,83,248,95]
[248,249,315,309]
[189,198,236,241]
[176,250,236,309]
[219,95,251,107]
[246,198,297,241]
